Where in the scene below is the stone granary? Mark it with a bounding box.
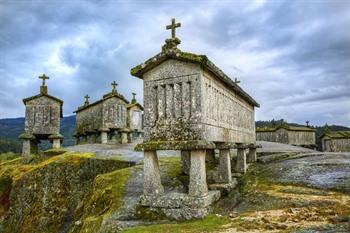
[19,74,64,156]
[131,19,260,219]
[321,130,350,152]
[256,122,316,149]
[73,82,143,145]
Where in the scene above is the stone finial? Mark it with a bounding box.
[131,92,137,104]
[166,18,181,39]
[84,94,90,105]
[162,18,182,53]
[306,120,310,127]
[39,74,49,94]
[234,78,240,84]
[111,81,118,93]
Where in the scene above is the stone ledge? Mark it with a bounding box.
[209,179,238,193]
[140,190,221,209]
[135,140,216,151]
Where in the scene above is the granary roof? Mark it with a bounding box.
[321,131,350,139]
[23,93,63,118]
[130,37,260,108]
[127,102,144,111]
[74,91,129,113]
[256,124,316,132]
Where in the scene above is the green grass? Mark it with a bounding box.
[122,215,231,233]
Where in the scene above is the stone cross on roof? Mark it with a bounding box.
[306,120,310,126]
[84,94,90,105]
[166,18,181,39]
[39,74,49,86]
[111,81,118,93]
[234,77,240,84]
[131,92,137,104]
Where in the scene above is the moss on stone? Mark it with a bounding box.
[122,215,231,233]
[179,52,205,64]
[0,151,134,233]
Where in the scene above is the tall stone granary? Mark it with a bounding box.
[130,18,260,220]
[19,74,64,156]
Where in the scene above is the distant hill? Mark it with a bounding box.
[0,115,76,153]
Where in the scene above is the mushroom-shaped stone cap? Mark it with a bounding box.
[48,133,64,139]
[18,132,35,140]
[119,128,131,133]
[98,128,110,132]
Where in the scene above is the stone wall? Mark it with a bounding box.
[288,131,315,146]
[102,97,127,129]
[201,70,255,143]
[128,106,143,130]
[76,102,103,134]
[256,129,315,146]
[142,59,256,144]
[24,96,61,135]
[143,59,202,141]
[322,138,350,152]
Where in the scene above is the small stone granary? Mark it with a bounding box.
[256,122,316,149]
[73,82,143,144]
[131,19,259,219]
[321,130,350,152]
[19,74,64,156]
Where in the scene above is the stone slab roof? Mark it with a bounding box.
[256,125,316,133]
[130,38,259,108]
[321,131,350,139]
[74,91,129,113]
[23,93,63,118]
[127,103,144,111]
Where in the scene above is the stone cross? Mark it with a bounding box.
[84,94,90,105]
[166,18,181,39]
[131,92,136,104]
[39,74,49,86]
[234,78,240,84]
[111,81,118,92]
[306,120,309,126]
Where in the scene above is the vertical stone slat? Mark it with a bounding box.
[174,83,182,118]
[158,85,166,120]
[166,84,174,119]
[182,81,190,120]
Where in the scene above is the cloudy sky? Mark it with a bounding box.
[0,0,349,126]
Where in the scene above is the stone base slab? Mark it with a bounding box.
[139,191,220,220]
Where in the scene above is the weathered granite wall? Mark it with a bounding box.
[143,59,202,141]
[322,138,350,152]
[102,97,127,129]
[128,106,143,131]
[202,70,255,143]
[76,103,103,134]
[24,96,61,135]
[288,131,315,146]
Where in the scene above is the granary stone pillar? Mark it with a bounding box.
[181,150,191,175]
[19,133,35,156]
[99,128,110,144]
[143,150,164,195]
[247,144,260,163]
[236,144,247,174]
[218,149,232,184]
[189,149,208,197]
[120,128,129,144]
[128,131,133,143]
[49,133,64,149]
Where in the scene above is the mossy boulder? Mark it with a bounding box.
[0,152,134,233]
